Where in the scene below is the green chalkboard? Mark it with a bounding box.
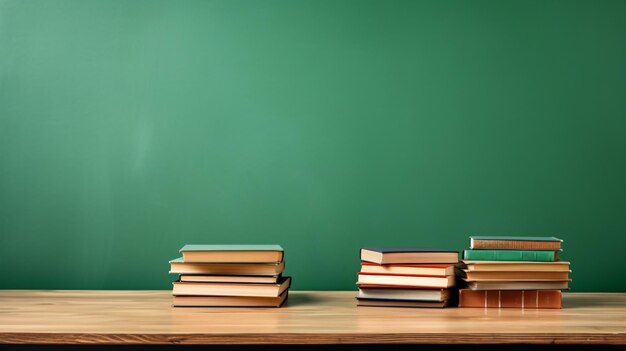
[1,0,625,291]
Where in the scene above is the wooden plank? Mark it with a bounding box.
[0,291,624,345]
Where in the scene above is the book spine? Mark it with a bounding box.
[459,289,562,308]
[463,249,556,262]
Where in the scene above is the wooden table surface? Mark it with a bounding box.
[0,290,625,345]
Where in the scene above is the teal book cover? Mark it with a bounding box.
[463,250,557,262]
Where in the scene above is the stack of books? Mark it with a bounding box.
[169,245,290,307]
[356,247,459,308]
[457,236,570,309]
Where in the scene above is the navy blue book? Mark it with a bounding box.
[361,247,459,265]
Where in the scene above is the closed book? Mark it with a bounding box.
[357,273,455,288]
[459,289,562,309]
[361,247,458,264]
[172,277,291,297]
[470,236,562,251]
[172,291,288,307]
[458,270,570,281]
[180,245,284,263]
[357,298,451,308]
[467,280,570,290]
[169,257,285,276]
[358,288,451,302]
[463,250,557,262]
[360,262,455,276]
[460,261,570,272]
[179,275,279,284]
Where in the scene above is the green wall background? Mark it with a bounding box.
[1,0,625,291]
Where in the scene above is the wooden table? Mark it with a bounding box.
[0,290,625,346]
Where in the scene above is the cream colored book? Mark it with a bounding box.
[460,260,570,272]
[180,245,284,263]
[459,270,571,281]
[357,273,455,288]
[169,257,285,276]
[467,280,570,290]
[172,277,291,297]
[173,291,288,307]
[179,275,279,284]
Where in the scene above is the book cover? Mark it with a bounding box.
[357,272,455,288]
[169,257,285,276]
[362,247,458,253]
[360,262,455,277]
[459,261,570,272]
[180,244,284,252]
[457,269,570,281]
[469,236,562,242]
[173,291,288,307]
[467,280,570,290]
[469,237,562,251]
[172,276,291,297]
[357,298,451,308]
[358,288,451,302]
[361,247,458,264]
[179,245,284,263]
[463,250,557,262]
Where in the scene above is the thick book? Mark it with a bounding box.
[357,298,451,308]
[179,275,279,284]
[172,277,291,297]
[169,257,285,276]
[470,236,562,251]
[460,261,570,272]
[467,280,570,290]
[357,273,455,288]
[458,270,570,281]
[360,262,455,276]
[358,288,451,302]
[463,250,557,262]
[180,245,284,263]
[361,247,458,264]
[172,291,288,307]
[459,289,562,309]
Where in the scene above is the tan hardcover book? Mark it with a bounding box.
[180,245,284,263]
[360,262,455,276]
[172,277,291,297]
[459,289,562,308]
[169,257,284,276]
[357,298,451,308]
[467,280,570,290]
[179,275,279,284]
[460,261,570,272]
[459,270,570,281]
[357,273,455,288]
[358,288,451,302]
[469,236,562,251]
[173,291,288,307]
[360,247,458,264]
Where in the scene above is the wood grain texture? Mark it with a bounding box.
[0,291,624,345]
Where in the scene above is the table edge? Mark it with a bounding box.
[1,332,625,345]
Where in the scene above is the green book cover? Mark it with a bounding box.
[463,249,557,262]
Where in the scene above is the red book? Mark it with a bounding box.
[459,289,562,309]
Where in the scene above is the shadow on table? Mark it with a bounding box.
[283,292,323,307]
